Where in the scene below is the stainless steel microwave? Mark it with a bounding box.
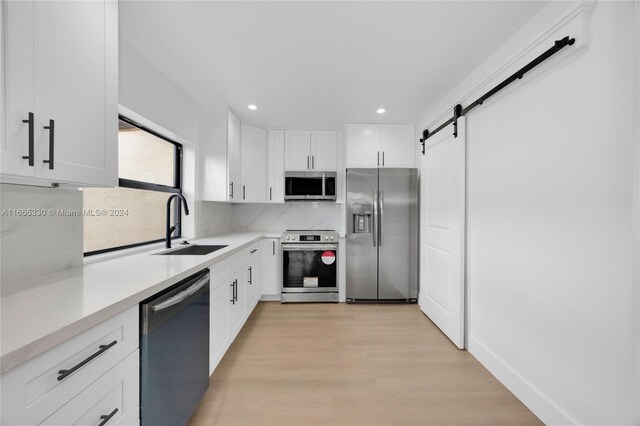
[284,172,337,201]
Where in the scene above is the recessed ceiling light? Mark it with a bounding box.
[376,108,386,114]
[248,104,257,110]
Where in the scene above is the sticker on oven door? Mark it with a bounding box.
[303,277,319,287]
[321,251,336,265]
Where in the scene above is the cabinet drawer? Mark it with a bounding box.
[1,306,138,425]
[210,243,259,285]
[41,350,139,426]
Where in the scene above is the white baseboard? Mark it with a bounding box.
[468,336,576,425]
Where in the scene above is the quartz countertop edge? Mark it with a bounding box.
[0,231,277,374]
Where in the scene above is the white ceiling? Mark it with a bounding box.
[120,1,547,129]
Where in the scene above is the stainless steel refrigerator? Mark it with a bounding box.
[346,168,418,302]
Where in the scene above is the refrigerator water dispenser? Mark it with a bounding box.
[352,204,372,233]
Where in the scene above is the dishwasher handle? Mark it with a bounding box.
[151,276,209,312]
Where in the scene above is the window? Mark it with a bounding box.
[83,116,183,255]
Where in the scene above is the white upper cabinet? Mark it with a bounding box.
[346,123,416,168]
[284,130,311,171]
[311,130,338,171]
[239,123,267,203]
[227,111,241,201]
[2,0,118,187]
[267,130,285,203]
[346,123,380,168]
[285,130,337,171]
[380,124,416,167]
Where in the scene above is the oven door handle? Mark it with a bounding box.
[281,244,338,251]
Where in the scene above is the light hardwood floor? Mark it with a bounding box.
[190,302,541,426]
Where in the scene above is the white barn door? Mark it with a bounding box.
[419,118,466,349]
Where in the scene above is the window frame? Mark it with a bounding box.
[83,115,183,257]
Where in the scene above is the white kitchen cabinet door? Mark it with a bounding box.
[311,130,338,171]
[2,0,117,186]
[209,278,230,375]
[33,0,117,186]
[267,130,285,203]
[419,118,466,349]
[244,245,261,313]
[229,269,245,339]
[227,111,241,201]
[240,123,267,203]
[39,351,139,426]
[261,238,281,298]
[381,124,416,168]
[285,130,312,171]
[2,0,36,178]
[346,123,381,168]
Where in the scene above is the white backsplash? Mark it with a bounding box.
[233,203,341,233]
[196,201,234,237]
[1,184,83,286]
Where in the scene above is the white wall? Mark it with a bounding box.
[233,203,341,233]
[418,2,639,424]
[0,185,82,288]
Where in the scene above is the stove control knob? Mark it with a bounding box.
[324,236,329,241]
[330,235,335,241]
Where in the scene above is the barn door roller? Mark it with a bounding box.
[420,36,576,155]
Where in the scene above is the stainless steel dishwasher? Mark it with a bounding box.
[140,269,210,426]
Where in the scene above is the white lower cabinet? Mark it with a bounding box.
[261,238,281,298]
[209,242,263,375]
[0,306,139,426]
[41,350,139,426]
[209,276,231,376]
[245,243,261,313]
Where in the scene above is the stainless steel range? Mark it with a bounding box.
[281,230,339,303]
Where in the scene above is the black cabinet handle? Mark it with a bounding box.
[230,282,235,304]
[382,151,385,167]
[377,151,380,166]
[43,119,54,169]
[229,182,234,198]
[98,408,119,426]
[57,340,117,381]
[307,155,310,169]
[248,266,252,285]
[21,112,34,166]
[242,185,246,200]
[272,241,275,255]
[312,155,315,169]
[234,279,238,302]
[270,187,272,201]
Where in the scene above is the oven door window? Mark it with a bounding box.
[283,249,337,290]
[285,177,323,196]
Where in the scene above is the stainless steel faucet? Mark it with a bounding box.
[166,194,190,249]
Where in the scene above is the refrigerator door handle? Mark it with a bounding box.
[372,190,378,247]
[378,189,384,246]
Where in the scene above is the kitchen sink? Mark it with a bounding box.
[156,244,228,256]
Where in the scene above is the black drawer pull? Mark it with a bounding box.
[21,112,34,166]
[57,340,117,381]
[248,266,252,285]
[98,408,119,426]
[43,119,54,169]
[230,282,235,304]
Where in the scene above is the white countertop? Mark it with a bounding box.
[0,231,279,373]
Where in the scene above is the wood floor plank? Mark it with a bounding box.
[189,302,541,426]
